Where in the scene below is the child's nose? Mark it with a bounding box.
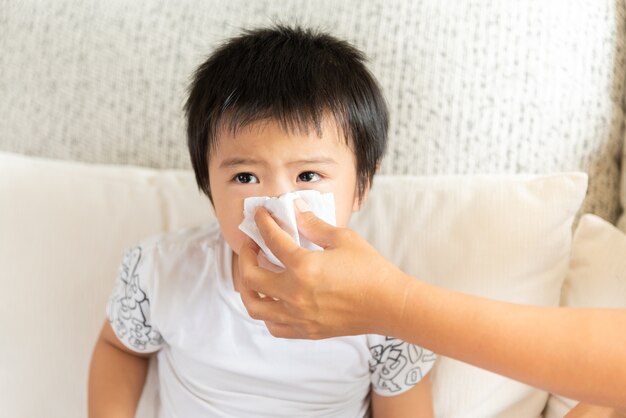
[265,177,294,198]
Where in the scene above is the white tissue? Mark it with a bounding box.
[238,190,336,268]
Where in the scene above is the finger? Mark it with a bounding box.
[238,237,289,300]
[239,289,287,323]
[237,237,270,292]
[237,236,261,278]
[293,202,338,249]
[254,207,305,266]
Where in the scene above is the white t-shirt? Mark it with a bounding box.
[107,223,435,418]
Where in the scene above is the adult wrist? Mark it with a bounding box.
[368,266,417,338]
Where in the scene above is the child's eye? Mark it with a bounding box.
[298,171,321,182]
[233,173,259,184]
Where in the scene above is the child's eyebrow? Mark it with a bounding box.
[219,157,339,168]
[287,157,338,165]
[219,158,262,168]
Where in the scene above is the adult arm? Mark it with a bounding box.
[565,403,626,418]
[238,207,626,408]
[88,320,152,418]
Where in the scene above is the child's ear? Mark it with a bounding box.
[352,166,379,212]
[351,183,371,212]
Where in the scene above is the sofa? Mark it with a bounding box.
[1,1,625,417]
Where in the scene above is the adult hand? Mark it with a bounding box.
[238,204,626,410]
[237,203,626,409]
[238,204,413,339]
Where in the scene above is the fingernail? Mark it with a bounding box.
[294,198,311,212]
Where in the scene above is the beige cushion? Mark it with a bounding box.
[617,160,626,232]
[543,214,626,418]
[0,152,586,417]
[350,173,587,418]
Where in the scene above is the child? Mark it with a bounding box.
[88,25,436,417]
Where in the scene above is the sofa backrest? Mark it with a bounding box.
[1,0,625,225]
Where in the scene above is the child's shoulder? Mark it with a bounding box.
[134,221,223,257]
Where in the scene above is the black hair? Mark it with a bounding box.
[185,25,388,201]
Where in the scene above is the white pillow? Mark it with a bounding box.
[349,174,587,418]
[0,152,587,418]
[0,152,214,418]
[543,214,626,418]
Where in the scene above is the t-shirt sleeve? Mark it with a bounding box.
[368,335,436,396]
[106,245,164,353]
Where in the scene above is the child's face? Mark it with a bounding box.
[208,117,363,255]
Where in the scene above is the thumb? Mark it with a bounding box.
[294,198,338,249]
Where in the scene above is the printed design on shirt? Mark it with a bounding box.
[369,336,436,393]
[109,246,163,351]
